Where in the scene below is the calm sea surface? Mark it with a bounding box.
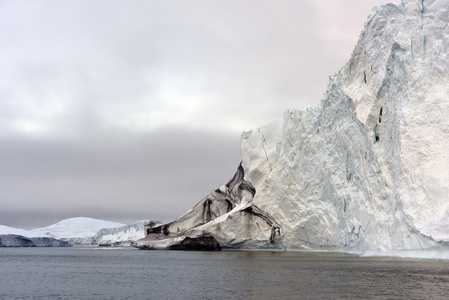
[1,247,448,299]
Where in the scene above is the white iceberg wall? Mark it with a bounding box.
[0,234,72,247]
[249,83,432,250]
[244,0,449,249]
[342,0,449,243]
[90,221,148,246]
[241,118,284,191]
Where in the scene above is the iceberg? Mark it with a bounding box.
[134,0,449,252]
[0,235,72,247]
[0,225,72,247]
[67,220,154,246]
[0,225,71,247]
[1,218,155,247]
[31,217,126,239]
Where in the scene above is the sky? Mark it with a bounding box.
[0,0,392,229]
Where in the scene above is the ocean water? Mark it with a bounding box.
[1,247,449,299]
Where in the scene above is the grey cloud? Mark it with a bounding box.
[0,128,241,229]
[0,0,387,134]
[0,0,391,229]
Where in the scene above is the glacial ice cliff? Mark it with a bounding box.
[0,225,71,247]
[134,0,449,251]
[0,235,72,247]
[66,220,152,246]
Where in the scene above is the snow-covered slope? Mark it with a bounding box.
[31,217,125,239]
[0,225,46,238]
[134,0,449,252]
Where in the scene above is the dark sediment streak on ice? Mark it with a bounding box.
[133,163,281,250]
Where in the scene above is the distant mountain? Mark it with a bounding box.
[31,217,125,239]
[134,0,449,252]
[1,217,158,247]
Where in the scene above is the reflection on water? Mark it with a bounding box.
[1,247,448,299]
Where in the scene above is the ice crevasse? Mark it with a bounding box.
[133,0,449,251]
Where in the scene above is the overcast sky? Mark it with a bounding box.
[0,0,392,229]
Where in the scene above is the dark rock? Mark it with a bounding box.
[169,236,221,251]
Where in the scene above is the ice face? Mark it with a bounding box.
[245,0,449,250]
[0,234,72,247]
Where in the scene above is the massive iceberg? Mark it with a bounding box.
[133,0,449,251]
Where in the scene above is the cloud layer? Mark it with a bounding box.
[0,0,390,228]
